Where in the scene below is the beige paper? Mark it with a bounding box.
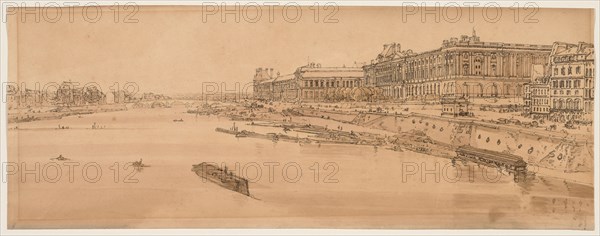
[4,4,596,230]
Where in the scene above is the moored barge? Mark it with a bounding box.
[191,162,250,196]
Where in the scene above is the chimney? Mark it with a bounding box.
[578,41,586,51]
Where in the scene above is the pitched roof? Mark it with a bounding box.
[259,78,276,84]
[274,74,295,82]
[552,42,594,58]
[376,43,416,62]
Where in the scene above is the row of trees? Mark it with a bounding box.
[321,87,385,102]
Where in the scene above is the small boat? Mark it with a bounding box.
[387,145,404,152]
[215,127,237,135]
[173,119,184,122]
[50,155,70,161]
[132,159,149,169]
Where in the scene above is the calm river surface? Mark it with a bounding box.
[7,107,594,229]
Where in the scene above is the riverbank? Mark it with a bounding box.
[7,104,128,124]
[203,100,594,186]
[7,105,594,229]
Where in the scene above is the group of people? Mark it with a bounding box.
[51,154,68,161]
[92,122,106,129]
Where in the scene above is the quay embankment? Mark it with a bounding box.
[287,106,594,185]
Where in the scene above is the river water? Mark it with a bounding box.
[6,107,594,229]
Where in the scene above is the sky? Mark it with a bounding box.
[7,5,595,95]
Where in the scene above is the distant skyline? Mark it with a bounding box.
[7,6,594,95]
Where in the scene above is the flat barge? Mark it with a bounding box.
[191,162,250,196]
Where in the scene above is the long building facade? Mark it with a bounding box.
[363,31,552,101]
[253,31,594,116]
[253,63,367,102]
[296,63,367,102]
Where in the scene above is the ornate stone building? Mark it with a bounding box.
[363,31,552,101]
[253,67,277,100]
[253,63,366,102]
[265,74,299,102]
[253,68,299,101]
[547,42,595,121]
[296,63,366,102]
